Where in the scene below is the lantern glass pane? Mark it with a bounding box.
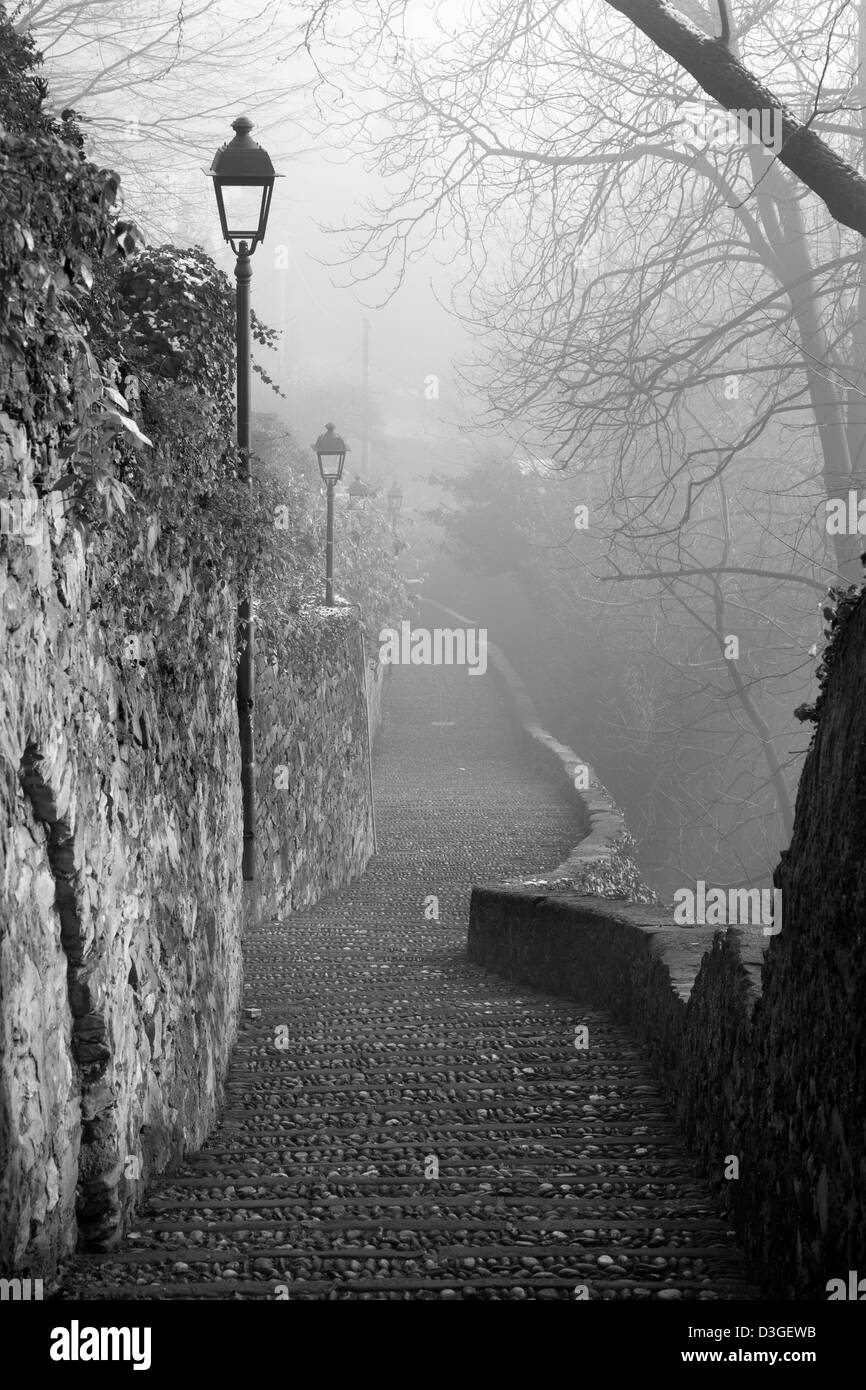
[319,453,343,481]
[220,183,265,236]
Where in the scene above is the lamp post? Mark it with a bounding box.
[313,425,349,606]
[387,481,403,530]
[209,115,280,883]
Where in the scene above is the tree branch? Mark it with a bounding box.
[603,564,831,592]
[604,0,866,237]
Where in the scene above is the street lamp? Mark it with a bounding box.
[208,115,280,884]
[348,475,371,503]
[209,115,278,254]
[313,424,349,606]
[387,481,403,528]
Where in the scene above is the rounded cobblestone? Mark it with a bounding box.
[57,664,756,1301]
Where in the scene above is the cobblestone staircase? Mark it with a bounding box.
[58,661,757,1300]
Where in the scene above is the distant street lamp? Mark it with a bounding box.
[347,475,371,503]
[387,481,403,529]
[313,424,349,606]
[209,115,280,884]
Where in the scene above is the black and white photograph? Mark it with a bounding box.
[1,0,863,1362]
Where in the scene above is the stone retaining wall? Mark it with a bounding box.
[0,420,244,1275]
[1,424,386,1275]
[0,19,389,1278]
[254,609,382,920]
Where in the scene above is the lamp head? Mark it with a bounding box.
[208,116,280,255]
[313,424,348,482]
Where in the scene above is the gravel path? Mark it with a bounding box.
[57,661,757,1300]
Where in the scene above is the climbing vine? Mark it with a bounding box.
[1,10,404,695]
[794,579,866,726]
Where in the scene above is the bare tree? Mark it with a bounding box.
[282,0,866,882]
[11,0,311,241]
[287,0,866,231]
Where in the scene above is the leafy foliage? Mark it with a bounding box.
[1,8,403,696]
[795,580,866,726]
[0,82,136,432]
[512,832,659,906]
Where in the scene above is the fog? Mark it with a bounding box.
[15,0,845,893]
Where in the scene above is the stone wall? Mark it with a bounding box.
[254,609,383,920]
[468,590,866,1297]
[0,412,244,1275]
[0,21,392,1277]
[737,590,866,1298]
[1,430,387,1278]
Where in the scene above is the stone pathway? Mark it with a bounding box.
[58,661,757,1300]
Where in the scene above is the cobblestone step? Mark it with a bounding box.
[57,662,758,1301]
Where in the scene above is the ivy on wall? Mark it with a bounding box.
[1,10,405,695]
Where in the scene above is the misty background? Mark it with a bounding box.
[14,0,861,897]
